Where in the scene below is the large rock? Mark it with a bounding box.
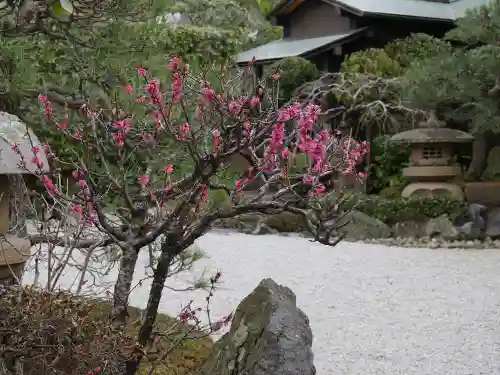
[264,212,308,233]
[337,210,392,240]
[425,214,459,240]
[195,278,315,375]
[392,220,427,238]
[453,203,487,239]
[486,207,500,238]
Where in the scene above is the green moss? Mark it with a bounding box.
[207,188,232,211]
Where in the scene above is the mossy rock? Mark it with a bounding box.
[337,210,392,240]
[215,212,308,234]
[264,212,308,233]
[195,278,314,375]
[424,214,459,240]
[392,220,427,238]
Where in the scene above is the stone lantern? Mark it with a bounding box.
[0,112,49,285]
[390,113,474,199]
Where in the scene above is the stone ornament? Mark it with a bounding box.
[390,112,474,199]
[0,235,31,285]
[0,112,49,285]
[0,112,49,175]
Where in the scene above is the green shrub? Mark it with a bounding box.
[267,57,320,104]
[341,48,403,77]
[287,152,309,176]
[341,33,453,78]
[341,194,466,225]
[367,135,410,195]
[207,188,231,211]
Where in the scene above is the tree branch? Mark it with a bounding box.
[29,234,113,249]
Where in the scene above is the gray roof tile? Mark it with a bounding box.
[236,29,363,64]
[336,0,490,21]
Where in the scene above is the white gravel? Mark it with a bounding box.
[23,232,500,375]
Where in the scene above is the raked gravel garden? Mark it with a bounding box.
[22,230,500,375]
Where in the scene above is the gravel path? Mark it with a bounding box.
[23,232,500,375]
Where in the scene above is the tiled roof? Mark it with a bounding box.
[236,29,366,65]
[336,0,490,21]
[272,0,491,21]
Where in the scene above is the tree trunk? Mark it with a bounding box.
[465,134,488,181]
[111,245,140,330]
[125,249,174,375]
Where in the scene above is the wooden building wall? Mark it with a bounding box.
[287,0,354,38]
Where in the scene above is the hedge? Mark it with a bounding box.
[341,194,467,225]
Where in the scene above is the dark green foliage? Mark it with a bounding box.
[367,135,409,195]
[341,33,453,78]
[400,0,500,135]
[341,48,403,77]
[267,57,320,104]
[401,45,500,134]
[446,0,500,46]
[383,33,453,72]
[341,195,466,225]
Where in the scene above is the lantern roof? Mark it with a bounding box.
[0,112,49,174]
[390,112,474,144]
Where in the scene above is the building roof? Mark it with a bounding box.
[236,28,366,65]
[338,0,489,21]
[272,0,490,21]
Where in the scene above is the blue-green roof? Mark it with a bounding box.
[236,29,364,65]
[334,0,489,21]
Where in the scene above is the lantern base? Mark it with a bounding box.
[401,182,464,200]
[0,234,31,285]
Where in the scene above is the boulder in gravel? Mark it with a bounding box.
[425,214,459,240]
[486,208,500,238]
[337,210,392,240]
[195,278,315,375]
[392,220,426,238]
[454,203,487,239]
[456,222,481,239]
